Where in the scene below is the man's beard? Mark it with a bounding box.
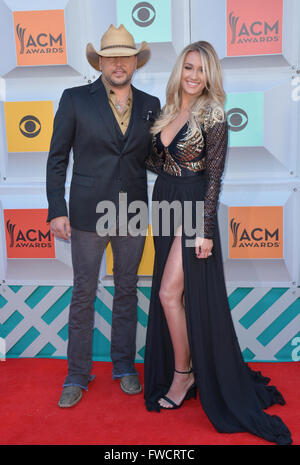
[105,71,132,88]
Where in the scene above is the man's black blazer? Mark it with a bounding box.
[46,76,160,232]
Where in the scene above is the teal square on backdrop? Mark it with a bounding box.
[117,0,171,44]
[225,92,264,147]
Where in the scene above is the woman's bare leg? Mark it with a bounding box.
[158,229,194,408]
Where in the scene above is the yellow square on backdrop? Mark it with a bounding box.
[4,101,54,152]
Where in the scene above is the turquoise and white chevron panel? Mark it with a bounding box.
[0,284,299,362]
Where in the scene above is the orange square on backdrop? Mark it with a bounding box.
[13,10,67,66]
[4,209,55,259]
[229,206,283,259]
[227,0,283,57]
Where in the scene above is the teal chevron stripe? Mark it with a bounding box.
[257,297,300,347]
[8,285,22,293]
[138,345,145,359]
[137,288,151,327]
[239,288,289,329]
[36,342,56,357]
[0,293,8,308]
[275,330,300,361]
[105,286,115,297]
[92,327,111,359]
[137,306,148,328]
[138,287,152,299]
[25,286,53,309]
[242,347,255,360]
[95,296,112,325]
[7,326,40,355]
[227,288,253,310]
[0,285,298,361]
[1,310,24,337]
[57,323,68,341]
[42,287,72,325]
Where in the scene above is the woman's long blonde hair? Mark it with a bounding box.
[151,41,226,139]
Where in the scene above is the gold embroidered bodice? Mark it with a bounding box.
[145,105,229,239]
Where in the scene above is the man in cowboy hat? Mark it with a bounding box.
[46,24,160,407]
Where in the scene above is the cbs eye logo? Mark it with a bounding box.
[19,115,42,138]
[132,2,156,27]
[227,108,248,132]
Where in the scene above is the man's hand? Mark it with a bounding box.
[50,216,71,241]
[195,236,213,259]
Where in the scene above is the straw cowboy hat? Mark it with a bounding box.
[86,24,150,71]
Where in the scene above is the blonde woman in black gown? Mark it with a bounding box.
[144,41,292,445]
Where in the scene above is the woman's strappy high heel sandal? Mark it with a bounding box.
[159,368,197,410]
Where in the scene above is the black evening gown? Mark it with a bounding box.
[144,105,292,445]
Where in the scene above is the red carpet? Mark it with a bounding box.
[0,358,299,445]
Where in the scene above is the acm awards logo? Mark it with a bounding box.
[228,11,280,46]
[6,219,52,250]
[13,10,67,66]
[230,218,280,249]
[4,209,55,258]
[15,23,64,56]
[132,2,156,27]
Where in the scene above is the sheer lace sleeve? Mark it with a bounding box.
[203,106,228,239]
[145,134,165,175]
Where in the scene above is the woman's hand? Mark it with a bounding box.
[195,236,213,259]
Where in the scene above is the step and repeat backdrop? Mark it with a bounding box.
[0,0,299,362]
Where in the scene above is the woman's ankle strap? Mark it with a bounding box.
[175,368,193,374]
